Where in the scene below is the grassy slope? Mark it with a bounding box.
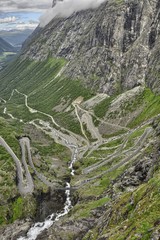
[0,117,36,225]
[94,87,160,128]
[81,167,160,240]
[68,122,160,240]
[0,116,72,225]
[0,57,160,238]
[128,88,160,127]
[67,89,160,239]
[0,57,93,110]
[0,57,94,134]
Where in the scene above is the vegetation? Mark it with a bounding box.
[0,57,94,133]
[0,57,94,110]
[0,54,160,240]
[71,196,110,219]
[12,196,36,222]
[129,88,160,127]
[94,96,115,118]
[100,167,160,240]
[0,115,71,225]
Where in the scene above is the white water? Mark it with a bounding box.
[69,147,78,176]
[18,134,78,240]
[18,182,72,240]
[2,89,79,239]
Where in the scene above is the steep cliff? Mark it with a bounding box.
[0,0,160,239]
[21,0,160,94]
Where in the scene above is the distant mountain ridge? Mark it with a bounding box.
[0,37,16,54]
[0,37,19,70]
[0,29,33,48]
[0,1,160,239]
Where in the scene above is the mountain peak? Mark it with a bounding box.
[0,1,160,239]
[52,0,63,8]
[22,0,160,95]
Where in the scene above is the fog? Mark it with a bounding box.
[40,0,106,27]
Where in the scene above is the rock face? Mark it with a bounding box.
[21,0,160,95]
[0,220,32,240]
[52,0,63,8]
[0,1,160,239]
[38,218,95,240]
[35,188,67,221]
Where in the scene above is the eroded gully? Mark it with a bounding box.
[1,89,81,240]
[18,138,78,240]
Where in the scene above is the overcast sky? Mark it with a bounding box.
[0,0,52,31]
[0,0,106,32]
[0,0,52,12]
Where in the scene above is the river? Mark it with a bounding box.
[18,143,78,240]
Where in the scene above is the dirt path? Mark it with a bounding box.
[72,103,89,141]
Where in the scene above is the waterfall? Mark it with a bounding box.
[18,145,78,240]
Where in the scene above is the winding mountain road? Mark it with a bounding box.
[83,127,152,174]
[0,135,63,195]
[21,137,59,187]
[1,88,158,193]
[0,136,34,195]
[76,127,153,186]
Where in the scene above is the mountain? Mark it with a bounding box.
[0,29,34,47]
[0,0,160,239]
[52,0,63,7]
[0,37,16,54]
[21,0,160,95]
[0,37,18,70]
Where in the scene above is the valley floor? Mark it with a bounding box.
[0,81,160,239]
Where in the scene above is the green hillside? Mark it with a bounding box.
[0,0,160,236]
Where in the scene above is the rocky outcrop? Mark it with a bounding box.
[43,145,160,240]
[52,0,63,8]
[38,218,95,240]
[0,220,32,240]
[35,188,67,221]
[21,0,160,95]
[0,1,160,239]
[112,157,158,192]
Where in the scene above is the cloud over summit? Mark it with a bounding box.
[40,0,106,27]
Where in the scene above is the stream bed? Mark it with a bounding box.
[18,144,78,240]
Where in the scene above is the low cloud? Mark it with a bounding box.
[0,16,17,23]
[40,0,106,27]
[15,22,38,30]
